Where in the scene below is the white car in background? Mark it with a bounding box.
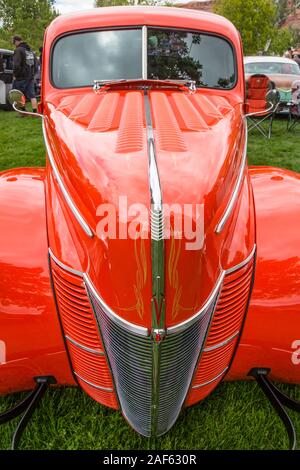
[244,56,300,111]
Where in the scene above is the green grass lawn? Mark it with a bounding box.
[0,110,300,450]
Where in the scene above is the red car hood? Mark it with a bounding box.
[45,88,244,329]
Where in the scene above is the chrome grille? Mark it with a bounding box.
[86,276,217,437]
[157,312,214,435]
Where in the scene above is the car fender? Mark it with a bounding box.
[227,166,300,384]
[0,168,74,394]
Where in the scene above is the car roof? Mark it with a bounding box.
[244,56,297,64]
[0,49,13,55]
[46,6,240,45]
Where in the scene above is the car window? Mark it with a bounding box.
[52,27,236,90]
[3,54,13,71]
[52,29,143,88]
[147,28,236,89]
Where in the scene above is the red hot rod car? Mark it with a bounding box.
[1,6,300,449]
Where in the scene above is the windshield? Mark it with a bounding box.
[52,29,143,88]
[244,61,300,76]
[147,28,235,88]
[52,27,236,90]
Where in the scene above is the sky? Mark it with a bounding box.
[55,0,192,15]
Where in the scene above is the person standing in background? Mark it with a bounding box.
[12,35,38,113]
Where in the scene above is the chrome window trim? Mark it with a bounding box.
[74,372,113,392]
[215,119,248,234]
[192,366,228,389]
[224,244,256,274]
[49,248,84,277]
[167,271,225,335]
[42,119,94,238]
[203,331,239,352]
[83,273,149,337]
[50,26,237,92]
[142,25,147,80]
[65,335,104,356]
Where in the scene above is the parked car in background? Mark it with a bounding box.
[0,49,13,110]
[244,56,300,112]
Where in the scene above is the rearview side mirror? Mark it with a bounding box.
[8,89,43,118]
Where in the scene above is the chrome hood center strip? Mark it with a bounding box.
[144,91,166,440]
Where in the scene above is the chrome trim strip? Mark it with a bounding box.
[225,244,256,274]
[167,271,225,335]
[203,331,239,352]
[192,367,228,389]
[215,120,248,234]
[145,94,163,213]
[65,335,104,356]
[42,119,94,238]
[145,91,165,442]
[50,249,149,337]
[49,248,84,277]
[74,372,113,392]
[83,273,149,337]
[142,25,147,80]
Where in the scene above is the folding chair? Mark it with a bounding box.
[246,74,279,139]
[287,80,300,131]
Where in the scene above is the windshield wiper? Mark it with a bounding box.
[93,78,197,93]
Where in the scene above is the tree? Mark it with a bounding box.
[275,0,289,25]
[214,0,277,55]
[0,0,58,51]
[269,27,296,54]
